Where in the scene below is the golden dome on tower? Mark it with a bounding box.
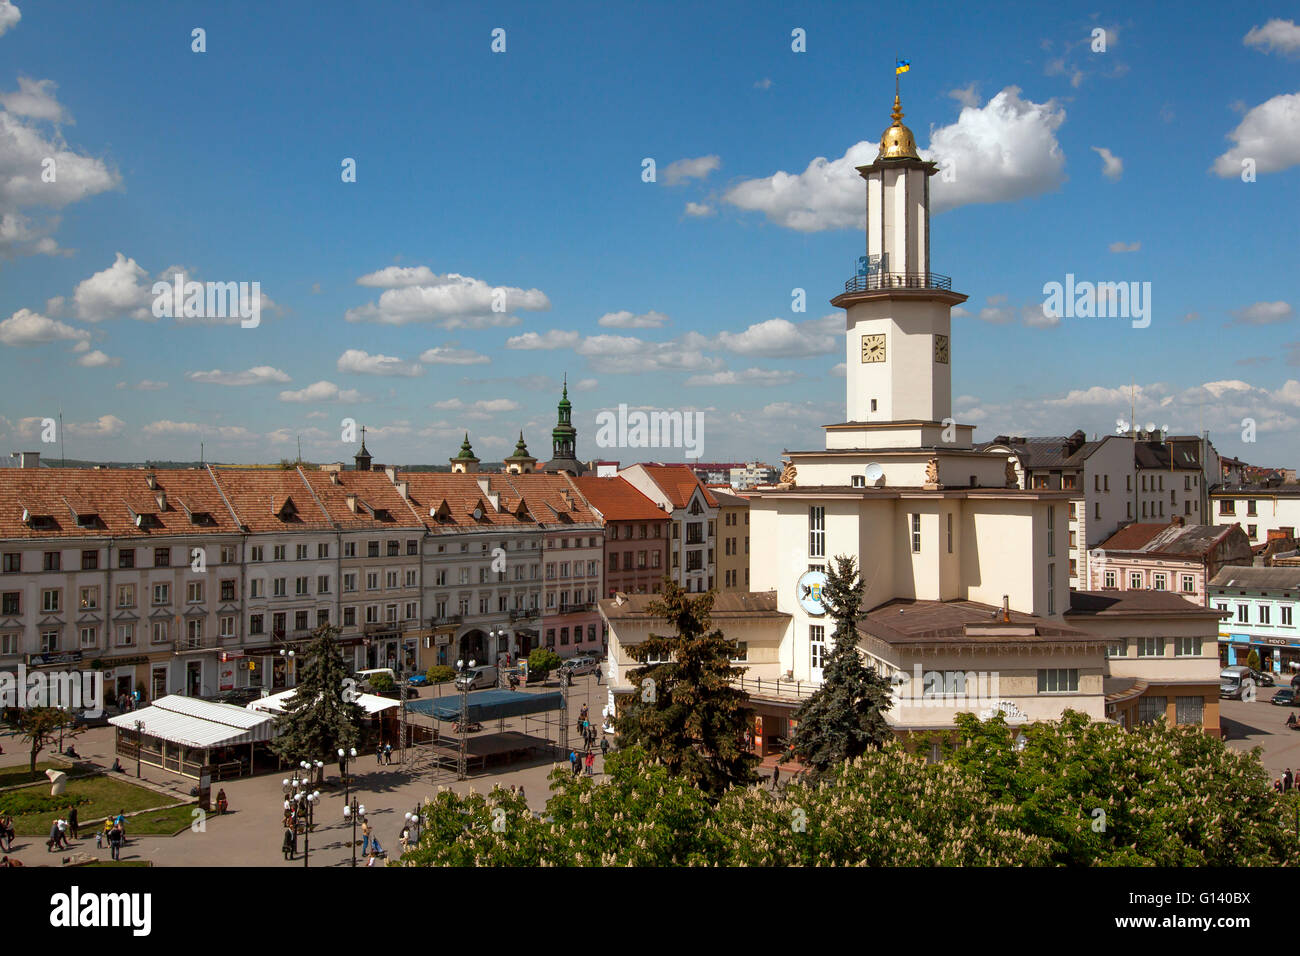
[877,93,920,161]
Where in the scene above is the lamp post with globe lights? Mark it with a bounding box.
[454,658,476,780]
[342,798,365,867]
[282,766,321,867]
[338,746,357,802]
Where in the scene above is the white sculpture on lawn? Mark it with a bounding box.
[46,768,68,796]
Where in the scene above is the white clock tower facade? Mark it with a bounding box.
[839,93,964,439]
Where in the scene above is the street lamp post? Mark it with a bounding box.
[404,805,421,850]
[343,797,365,868]
[338,746,357,803]
[133,719,143,777]
[454,658,476,780]
[283,763,321,867]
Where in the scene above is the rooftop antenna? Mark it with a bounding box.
[58,408,65,467]
[200,439,205,466]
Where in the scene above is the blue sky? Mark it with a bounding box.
[1,0,1298,468]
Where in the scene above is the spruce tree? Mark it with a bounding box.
[615,582,758,795]
[270,624,365,774]
[788,554,893,773]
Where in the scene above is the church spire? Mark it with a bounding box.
[542,375,585,475]
[353,425,372,471]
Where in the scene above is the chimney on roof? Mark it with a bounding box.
[330,471,341,485]
[15,451,39,469]
[385,465,397,483]
[145,472,157,490]
[396,480,409,500]
[1001,594,1010,623]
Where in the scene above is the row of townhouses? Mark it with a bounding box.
[0,403,748,703]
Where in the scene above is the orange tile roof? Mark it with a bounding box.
[637,464,718,509]
[571,476,667,522]
[0,468,241,539]
[298,469,424,529]
[394,472,599,533]
[208,468,333,533]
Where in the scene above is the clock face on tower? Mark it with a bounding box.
[934,334,949,365]
[861,333,887,363]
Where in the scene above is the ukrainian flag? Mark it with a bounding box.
[896,59,910,75]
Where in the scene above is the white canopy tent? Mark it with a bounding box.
[246,688,399,717]
[109,694,277,778]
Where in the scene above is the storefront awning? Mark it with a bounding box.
[246,688,398,716]
[108,694,275,749]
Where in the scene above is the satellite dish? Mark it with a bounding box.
[864,463,885,486]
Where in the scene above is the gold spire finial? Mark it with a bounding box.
[877,86,919,161]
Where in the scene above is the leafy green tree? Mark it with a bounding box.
[397,788,540,867]
[1246,649,1261,671]
[270,625,365,777]
[526,647,563,680]
[943,710,1300,866]
[787,555,893,773]
[716,744,1053,866]
[14,707,82,773]
[425,665,456,684]
[615,582,758,796]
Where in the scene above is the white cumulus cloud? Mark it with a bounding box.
[1244,18,1300,55]
[336,349,424,377]
[0,308,90,347]
[345,270,550,328]
[505,329,580,350]
[186,366,291,386]
[662,155,720,186]
[279,381,362,403]
[723,87,1066,229]
[597,310,670,329]
[1091,146,1123,181]
[1212,93,1300,177]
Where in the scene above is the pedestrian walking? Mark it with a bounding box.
[517,786,525,804]
[771,764,780,788]
[67,805,78,839]
[282,825,294,860]
[600,737,609,757]
[57,818,71,849]
[585,751,595,776]
[378,744,384,767]
[46,819,61,853]
[101,818,113,847]
[385,744,393,766]
[361,818,372,855]
[107,823,123,861]
[0,812,13,852]
[1276,778,1284,794]
[569,750,579,777]
[1286,768,1294,792]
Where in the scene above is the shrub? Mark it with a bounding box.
[425,665,456,684]
[527,648,563,680]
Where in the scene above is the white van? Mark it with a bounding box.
[455,664,497,691]
[1220,665,1255,700]
[355,667,396,691]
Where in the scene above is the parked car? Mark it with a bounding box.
[71,703,122,728]
[1253,669,1276,687]
[407,674,430,687]
[454,664,497,691]
[560,656,600,677]
[1272,688,1300,706]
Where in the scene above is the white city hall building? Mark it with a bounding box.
[600,90,1222,749]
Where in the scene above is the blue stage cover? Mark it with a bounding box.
[407,688,565,722]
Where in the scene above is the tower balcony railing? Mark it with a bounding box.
[842,271,952,294]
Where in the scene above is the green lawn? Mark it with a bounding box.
[2,774,172,836]
[0,761,61,788]
[126,803,199,836]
